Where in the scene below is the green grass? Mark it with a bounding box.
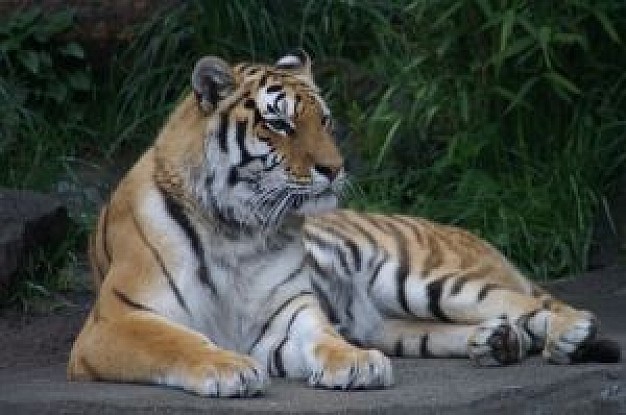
[1,0,625,301]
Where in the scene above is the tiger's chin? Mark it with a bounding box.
[291,193,339,217]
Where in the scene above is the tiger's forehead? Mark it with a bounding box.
[231,62,327,120]
[233,63,317,93]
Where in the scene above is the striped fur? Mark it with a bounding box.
[68,51,618,398]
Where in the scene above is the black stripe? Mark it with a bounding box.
[272,304,309,377]
[309,225,362,272]
[309,255,330,280]
[80,357,102,381]
[344,238,362,273]
[266,85,282,93]
[541,298,557,310]
[276,62,301,70]
[101,204,111,263]
[477,283,499,301]
[450,275,470,296]
[367,254,388,293]
[360,215,411,310]
[421,232,445,274]
[384,220,412,316]
[281,259,307,285]
[516,309,544,352]
[227,167,238,187]
[249,291,314,353]
[113,288,154,313]
[391,215,425,246]
[235,119,254,165]
[218,112,228,153]
[333,212,378,257]
[361,214,389,233]
[394,338,404,357]
[426,277,451,322]
[272,339,287,377]
[253,108,263,126]
[311,279,339,325]
[90,231,106,284]
[267,258,309,300]
[420,334,433,358]
[160,189,216,295]
[130,212,190,315]
[304,231,351,276]
[309,255,341,325]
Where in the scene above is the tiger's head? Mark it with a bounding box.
[182,51,345,231]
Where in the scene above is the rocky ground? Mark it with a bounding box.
[0,266,624,414]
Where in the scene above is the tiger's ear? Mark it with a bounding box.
[275,49,312,78]
[191,56,235,113]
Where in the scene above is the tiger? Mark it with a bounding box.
[68,50,620,397]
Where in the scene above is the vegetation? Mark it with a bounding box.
[0,0,624,305]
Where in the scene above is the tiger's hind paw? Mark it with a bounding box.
[468,316,527,366]
[543,310,598,364]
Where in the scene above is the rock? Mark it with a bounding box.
[0,189,71,288]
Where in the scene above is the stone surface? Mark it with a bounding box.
[0,188,71,287]
[0,267,624,414]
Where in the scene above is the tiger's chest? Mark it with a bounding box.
[183,228,311,353]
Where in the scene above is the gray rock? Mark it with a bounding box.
[0,188,71,287]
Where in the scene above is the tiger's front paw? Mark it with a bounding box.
[177,349,268,397]
[307,340,393,390]
[543,310,597,364]
[468,316,527,366]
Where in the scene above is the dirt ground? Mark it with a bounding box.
[0,266,624,414]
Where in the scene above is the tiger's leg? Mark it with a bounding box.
[249,292,392,389]
[368,268,604,365]
[417,281,599,364]
[68,309,267,397]
[371,318,525,365]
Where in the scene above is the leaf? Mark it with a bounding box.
[17,50,39,74]
[9,8,40,32]
[487,37,534,68]
[474,0,493,19]
[59,42,85,59]
[503,76,539,114]
[67,71,91,91]
[552,32,588,51]
[44,10,75,34]
[544,71,581,95]
[432,2,464,29]
[38,50,52,68]
[375,117,402,169]
[459,85,469,124]
[500,9,516,53]
[46,82,68,103]
[538,26,552,69]
[0,37,21,53]
[593,10,621,44]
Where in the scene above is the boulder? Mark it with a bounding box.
[0,189,70,288]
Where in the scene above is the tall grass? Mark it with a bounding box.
[2,0,625,281]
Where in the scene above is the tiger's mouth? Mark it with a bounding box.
[290,187,336,210]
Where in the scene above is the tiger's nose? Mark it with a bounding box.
[313,163,342,182]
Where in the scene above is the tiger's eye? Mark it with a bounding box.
[265,119,295,136]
